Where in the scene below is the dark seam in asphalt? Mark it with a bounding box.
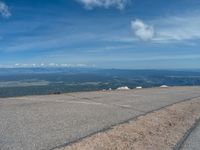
[50,95,200,150]
[78,97,146,113]
[113,104,146,113]
[92,100,146,113]
[173,117,200,150]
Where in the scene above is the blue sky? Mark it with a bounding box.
[0,0,200,69]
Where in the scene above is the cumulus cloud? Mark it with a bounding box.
[0,1,11,18]
[130,14,200,44]
[131,19,155,41]
[76,0,128,10]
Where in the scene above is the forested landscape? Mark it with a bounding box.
[0,68,200,98]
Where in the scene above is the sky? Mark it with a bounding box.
[0,0,200,69]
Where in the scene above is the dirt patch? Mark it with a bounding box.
[56,98,200,150]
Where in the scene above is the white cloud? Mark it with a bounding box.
[0,63,94,68]
[76,0,128,10]
[131,19,155,41]
[0,1,11,18]
[129,13,200,44]
[153,15,200,43]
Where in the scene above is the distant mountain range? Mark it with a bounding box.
[0,67,200,76]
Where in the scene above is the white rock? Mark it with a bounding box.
[136,86,142,89]
[117,86,130,90]
[160,85,168,88]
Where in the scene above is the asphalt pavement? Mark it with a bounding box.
[181,120,200,150]
[0,86,200,150]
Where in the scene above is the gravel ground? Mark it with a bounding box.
[58,98,200,150]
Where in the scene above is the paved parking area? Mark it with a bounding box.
[0,86,200,150]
